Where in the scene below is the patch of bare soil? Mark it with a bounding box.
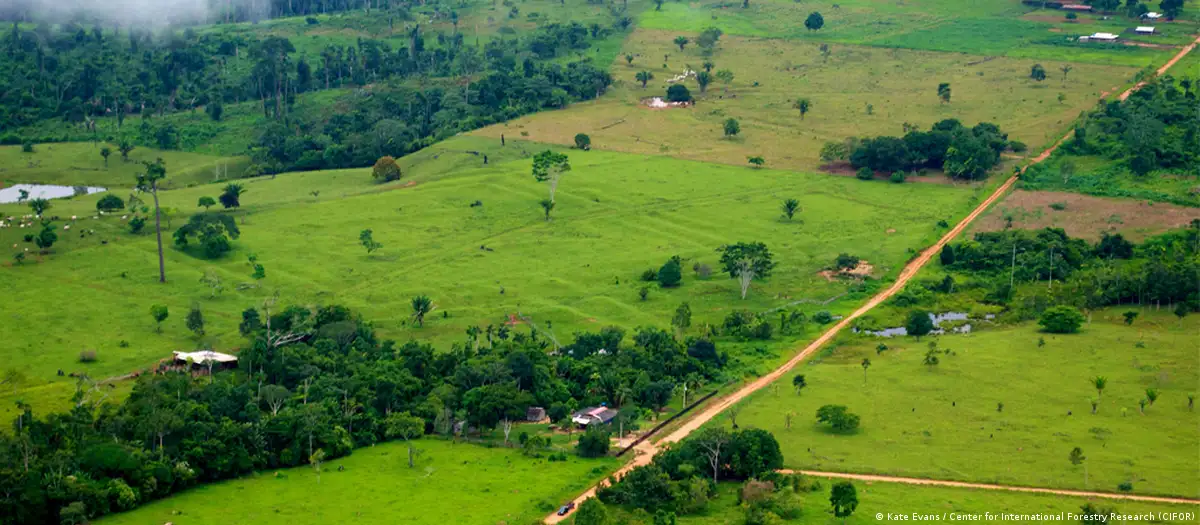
[819,261,874,282]
[975,190,1200,240]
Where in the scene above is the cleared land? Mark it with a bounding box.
[1019,153,1200,207]
[94,439,617,525]
[0,143,248,189]
[0,136,981,416]
[733,312,1200,498]
[610,481,1200,524]
[972,190,1200,241]
[474,29,1138,172]
[636,0,1182,66]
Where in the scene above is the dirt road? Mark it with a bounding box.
[542,35,1200,525]
[788,471,1200,506]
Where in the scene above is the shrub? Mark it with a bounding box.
[666,84,692,103]
[574,133,592,150]
[856,167,873,180]
[812,311,834,324]
[1117,481,1133,492]
[305,16,319,24]
[372,156,402,182]
[96,194,125,212]
[1039,305,1084,334]
[1048,201,1067,211]
[21,141,34,153]
[816,404,860,432]
[128,216,147,234]
[890,171,905,183]
[658,257,682,287]
[693,263,712,278]
[23,234,34,242]
[79,350,97,363]
[834,253,860,270]
[640,268,658,281]
[749,320,773,340]
[1010,141,1027,153]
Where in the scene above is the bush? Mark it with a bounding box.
[658,257,682,287]
[305,16,319,24]
[1117,481,1133,492]
[79,350,97,363]
[128,216,147,234]
[749,320,773,340]
[1010,141,1027,153]
[640,268,658,281]
[666,84,692,103]
[23,234,34,242]
[1039,305,1085,334]
[812,311,834,324]
[856,167,873,180]
[834,253,860,270]
[693,263,712,278]
[96,194,125,212]
[889,171,905,183]
[21,141,35,153]
[576,425,611,457]
[816,404,860,432]
[575,133,591,150]
[372,156,402,182]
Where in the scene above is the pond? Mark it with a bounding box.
[853,312,994,338]
[0,184,107,204]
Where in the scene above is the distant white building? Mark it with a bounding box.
[1142,12,1163,19]
[1088,32,1120,41]
[173,350,238,366]
[1135,26,1156,34]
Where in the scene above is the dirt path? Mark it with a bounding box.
[542,35,1200,525]
[787,471,1200,506]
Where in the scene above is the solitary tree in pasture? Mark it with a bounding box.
[118,139,135,161]
[1030,64,1047,82]
[747,156,764,168]
[805,11,825,31]
[923,347,940,368]
[539,198,555,221]
[135,158,168,283]
[625,53,634,65]
[100,146,111,167]
[781,198,800,220]
[674,35,689,51]
[1145,387,1159,406]
[1069,446,1087,486]
[702,60,714,72]
[696,71,712,93]
[667,84,692,102]
[719,242,775,299]
[861,358,871,383]
[1060,64,1073,85]
[1122,311,1138,325]
[574,133,591,150]
[150,305,169,333]
[723,118,740,137]
[937,82,952,104]
[715,69,734,92]
[829,481,858,524]
[219,183,245,209]
[186,304,205,337]
[410,295,433,327]
[816,405,860,432]
[34,223,57,253]
[372,155,402,182]
[793,374,807,394]
[1093,376,1107,398]
[309,448,326,483]
[28,198,50,216]
[906,310,933,340]
[359,229,382,253]
[793,98,811,119]
[532,150,571,205]
[636,70,654,88]
[198,196,216,211]
[385,412,425,467]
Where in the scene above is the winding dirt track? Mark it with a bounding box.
[543,35,1200,524]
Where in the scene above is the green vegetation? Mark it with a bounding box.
[95,440,616,525]
[735,313,1199,496]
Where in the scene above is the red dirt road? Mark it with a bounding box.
[542,35,1200,524]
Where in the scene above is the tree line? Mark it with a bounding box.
[0,303,727,524]
[821,119,1015,180]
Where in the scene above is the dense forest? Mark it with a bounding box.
[0,304,728,525]
[0,8,624,173]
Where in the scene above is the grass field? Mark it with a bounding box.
[94,439,617,525]
[970,190,1200,241]
[473,29,1138,173]
[610,480,1200,524]
[731,312,1200,498]
[0,136,982,416]
[635,0,1183,66]
[0,143,249,189]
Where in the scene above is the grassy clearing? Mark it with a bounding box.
[970,190,1200,241]
[732,312,1200,498]
[0,143,248,189]
[1019,153,1200,207]
[0,137,979,417]
[636,0,1179,66]
[610,481,1200,524]
[475,29,1136,172]
[94,439,617,525]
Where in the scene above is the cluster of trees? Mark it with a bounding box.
[940,224,1200,311]
[822,119,1014,180]
[0,304,727,524]
[1059,76,1199,176]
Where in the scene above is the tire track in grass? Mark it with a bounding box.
[543,36,1200,524]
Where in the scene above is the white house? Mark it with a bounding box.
[1088,32,1120,41]
[1135,26,1156,34]
[1142,12,1162,20]
[173,350,238,366]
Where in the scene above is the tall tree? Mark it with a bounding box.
[793,98,811,119]
[830,482,858,524]
[136,158,168,283]
[532,150,571,204]
[385,412,425,467]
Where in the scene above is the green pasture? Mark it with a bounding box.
[476,29,1137,172]
[0,143,248,189]
[731,312,1200,498]
[611,480,1200,524]
[95,439,617,525]
[636,0,1182,66]
[1019,152,1200,207]
[0,136,979,417]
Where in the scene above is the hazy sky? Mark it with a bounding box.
[9,0,262,27]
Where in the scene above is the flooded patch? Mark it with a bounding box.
[0,184,106,204]
[853,312,981,338]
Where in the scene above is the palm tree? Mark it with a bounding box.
[781,198,800,220]
[635,70,654,88]
[1092,376,1107,397]
[861,358,871,382]
[793,98,811,119]
[1145,387,1159,406]
[410,295,433,327]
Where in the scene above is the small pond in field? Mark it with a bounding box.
[0,184,106,204]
